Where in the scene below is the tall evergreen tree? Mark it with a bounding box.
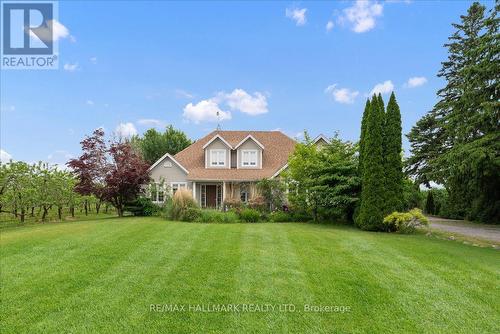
[358,99,371,175]
[383,92,404,213]
[406,2,499,223]
[356,95,386,230]
[425,191,436,215]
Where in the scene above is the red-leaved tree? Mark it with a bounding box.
[67,129,108,214]
[67,129,150,217]
[103,141,150,217]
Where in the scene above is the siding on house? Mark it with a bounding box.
[204,138,230,169]
[149,155,190,189]
[237,139,262,169]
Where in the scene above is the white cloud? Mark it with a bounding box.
[220,89,268,115]
[342,0,383,33]
[115,122,138,138]
[52,20,71,41]
[326,21,334,32]
[86,100,94,106]
[47,150,73,161]
[406,76,427,88]
[90,57,97,64]
[183,99,231,124]
[325,84,359,104]
[175,89,194,99]
[64,63,79,72]
[286,7,307,26]
[29,19,73,42]
[369,80,394,96]
[137,119,167,128]
[0,149,12,163]
[386,0,412,3]
[183,88,268,123]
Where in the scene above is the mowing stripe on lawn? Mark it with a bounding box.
[1,219,166,332]
[143,223,244,333]
[27,220,202,333]
[228,223,320,333]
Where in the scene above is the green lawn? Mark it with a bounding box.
[1,218,499,333]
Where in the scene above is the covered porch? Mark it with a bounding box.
[192,181,259,209]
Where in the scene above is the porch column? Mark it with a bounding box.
[222,181,226,204]
[192,181,196,202]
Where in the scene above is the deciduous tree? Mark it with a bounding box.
[132,125,192,165]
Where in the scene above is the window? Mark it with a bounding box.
[210,149,226,167]
[171,182,187,195]
[240,184,249,203]
[201,185,207,208]
[241,150,258,167]
[150,183,166,203]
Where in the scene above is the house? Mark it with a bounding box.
[313,134,331,148]
[148,130,297,209]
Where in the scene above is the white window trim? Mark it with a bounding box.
[209,149,226,167]
[240,149,258,168]
[151,182,166,203]
[240,184,249,203]
[170,182,187,195]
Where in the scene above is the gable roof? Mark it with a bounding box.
[148,152,189,174]
[202,134,233,149]
[234,134,265,149]
[313,134,330,145]
[174,130,296,181]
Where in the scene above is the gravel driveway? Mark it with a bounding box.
[427,216,500,244]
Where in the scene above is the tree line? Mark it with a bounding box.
[1,162,82,222]
[406,2,499,223]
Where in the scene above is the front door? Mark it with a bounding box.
[206,185,217,208]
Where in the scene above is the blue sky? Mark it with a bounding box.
[0,0,494,166]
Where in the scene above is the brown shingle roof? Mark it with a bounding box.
[174,130,296,181]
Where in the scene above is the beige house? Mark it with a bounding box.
[148,130,298,208]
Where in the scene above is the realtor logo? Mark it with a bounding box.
[1,1,58,69]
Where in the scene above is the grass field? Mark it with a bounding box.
[1,217,499,333]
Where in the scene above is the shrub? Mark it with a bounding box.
[220,211,239,223]
[288,208,313,222]
[198,209,238,223]
[257,178,286,211]
[238,208,261,223]
[171,188,199,221]
[248,196,266,211]
[383,208,429,233]
[181,207,201,222]
[124,197,159,216]
[223,198,243,210]
[269,211,291,222]
[158,198,173,218]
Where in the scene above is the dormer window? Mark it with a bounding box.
[210,149,226,166]
[241,150,258,167]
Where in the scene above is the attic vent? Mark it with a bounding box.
[163,161,172,168]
